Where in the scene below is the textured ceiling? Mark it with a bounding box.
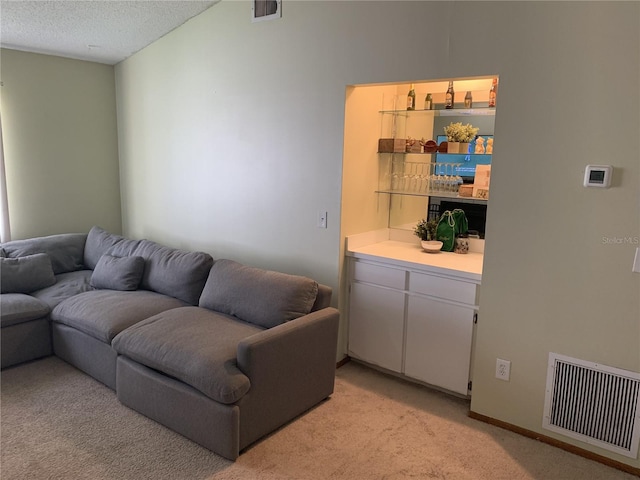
[0,1,219,65]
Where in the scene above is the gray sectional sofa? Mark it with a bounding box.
[0,226,340,460]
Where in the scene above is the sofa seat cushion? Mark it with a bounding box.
[199,259,319,329]
[1,294,51,327]
[51,290,186,343]
[112,306,262,404]
[31,270,94,309]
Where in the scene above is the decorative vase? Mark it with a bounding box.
[447,141,459,154]
[454,237,469,254]
[459,142,470,154]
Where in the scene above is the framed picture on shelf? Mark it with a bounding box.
[252,0,282,22]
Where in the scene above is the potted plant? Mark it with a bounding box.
[444,122,479,153]
[414,218,442,253]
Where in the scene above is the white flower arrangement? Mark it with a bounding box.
[444,122,479,143]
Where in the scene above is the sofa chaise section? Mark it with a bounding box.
[113,259,340,460]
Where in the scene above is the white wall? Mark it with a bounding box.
[115,1,639,468]
[115,0,345,287]
[0,49,121,239]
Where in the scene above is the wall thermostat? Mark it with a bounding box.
[583,165,613,188]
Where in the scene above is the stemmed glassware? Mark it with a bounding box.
[412,164,421,193]
[390,160,466,195]
[449,164,458,193]
[455,164,463,193]
[431,163,442,193]
[420,162,461,195]
[402,162,412,192]
[418,163,429,193]
[391,158,402,191]
[444,163,454,193]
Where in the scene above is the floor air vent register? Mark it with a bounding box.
[543,353,640,458]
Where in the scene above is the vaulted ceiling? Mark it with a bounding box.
[0,1,219,65]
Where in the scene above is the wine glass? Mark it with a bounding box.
[443,163,454,193]
[418,163,429,193]
[391,159,402,191]
[401,162,412,192]
[455,164,463,194]
[433,162,443,193]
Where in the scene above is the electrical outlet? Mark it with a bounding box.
[317,211,327,229]
[496,358,511,381]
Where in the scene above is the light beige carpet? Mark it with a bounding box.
[1,357,636,480]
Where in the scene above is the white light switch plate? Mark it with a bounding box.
[633,247,640,273]
[317,210,327,229]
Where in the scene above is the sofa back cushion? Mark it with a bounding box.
[0,253,56,293]
[131,240,214,305]
[2,233,86,274]
[84,227,213,305]
[84,226,140,270]
[90,254,145,291]
[312,284,333,311]
[199,259,319,329]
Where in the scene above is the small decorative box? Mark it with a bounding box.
[378,138,406,153]
[458,184,473,197]
[424,140,438,153]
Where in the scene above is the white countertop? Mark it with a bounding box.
[346,230,483,283]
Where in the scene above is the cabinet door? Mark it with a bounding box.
[348,282,405,373]
[404,295,474,395]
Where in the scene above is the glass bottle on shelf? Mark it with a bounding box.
[489,78,498,108]
[424,93,432,110]
[407,84,416,110]
[464,91,472,108]
[445,81,454,109]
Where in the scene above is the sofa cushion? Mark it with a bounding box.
[31,270,94,309]
[51,290,186,343]
[112,306,260,404]
[2,233,86,274]
[130,240,213,305]
[83,226,141,270]
[0,253,56,294]
[0,293,51,327]
[199,259,319,329]
[90,254,145,291]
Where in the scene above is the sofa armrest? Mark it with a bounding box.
[237,306,339,387]
[235,307,339,448]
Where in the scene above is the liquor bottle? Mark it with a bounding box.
[464,91,473,108]
[489,78,498,108]
[407,84,416,110]
[424,93,432,110]
[445,81,454,109]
